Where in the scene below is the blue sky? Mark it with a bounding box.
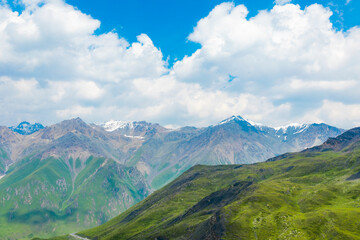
[0,0,360,128]
[63,0,359,64]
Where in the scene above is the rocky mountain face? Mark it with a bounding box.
[72,127,360,240]
[0,116,344,239]
[305,127,360,152]
[122,116,343,188]
[9,121,44,135]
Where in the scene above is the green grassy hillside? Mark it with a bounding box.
[0,147,10,173]
[0,156,150,239]
[59,129,360,240]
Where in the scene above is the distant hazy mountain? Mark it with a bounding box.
[0,116,344,238]
[120,116,343,189]
[9,121,44,135]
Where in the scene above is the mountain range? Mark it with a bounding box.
[0,116,344,239]
[62,127,360,240]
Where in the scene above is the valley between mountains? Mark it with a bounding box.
[57,127,360,240]
[0,116,343,239]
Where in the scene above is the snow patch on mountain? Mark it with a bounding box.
[218,115,246,125]
[9,121,44,135]
[275,123,309,134]
[246,119,264,127]
[100,120,134,132]
[216,116,315,138]
[124,134,145,139]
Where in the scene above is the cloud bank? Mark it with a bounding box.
[0,0,359,128]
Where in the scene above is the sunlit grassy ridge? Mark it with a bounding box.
[61,144,360,239]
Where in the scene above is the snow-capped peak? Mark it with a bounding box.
[246,119,264,127]
[216,116,312,136]
[100,120,134,132]
[218,115,265,128]
[218,115,246,125]
[274,123,309,134]
[9,121,44,135]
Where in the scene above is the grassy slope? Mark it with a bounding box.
[0,156,73,239]
[73,147,360,239]
[0,147,9,172]
[0,156,150,240]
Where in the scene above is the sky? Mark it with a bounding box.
[65,0,360,64]
[0,0,359,128]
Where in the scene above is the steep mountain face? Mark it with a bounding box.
[0,156,150,240]
[73,127,360,240]
[0,117,344,239]
[0,126,24,174]
[0,118,152,239]
[9,121,44,135]
[123,116,344,188]
[305,127,360,152]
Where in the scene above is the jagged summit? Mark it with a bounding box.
[39,117,95,140]
[9,121,44,135]
[58,117,88,128]
[217,115,264,127]
[218,115,246,125]
[217,116,308,132]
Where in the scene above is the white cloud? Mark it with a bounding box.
[302,100,360,128]
[130,76,292,126]
[0,1,360,129]
[0,0,166,82]
[56,105,95,119]
[170,2,360,128]
[49,81,104,101]
[289,79,357,91]
[274,0,292,6]
[178,2,360,88]
[0,0,168,125]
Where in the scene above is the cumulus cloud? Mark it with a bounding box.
[0,0,168,125]
[179,3,360,88]
[131,76,291,126]
[274,0,292,6]
[171,2,360,127]
[0,1,166,82]
[56,105,95,119]
[302,100,360,127]
[0,0,360,129]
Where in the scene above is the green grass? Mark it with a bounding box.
[0,147,9,172]
[0,156,150,239]
[151,166,178,189]
[73,149,360,239]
